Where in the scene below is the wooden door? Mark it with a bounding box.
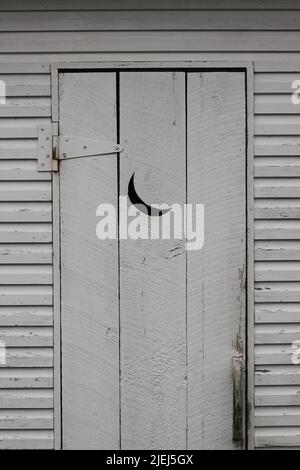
[58,70,246,449]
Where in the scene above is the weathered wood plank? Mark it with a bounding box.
[255,220,300,239]
[255,323,300,343]
[255,262,300,281]
[1,348,53,368]
[255,116,300,135]
[0,105,50,117]
[0,327,53,347]
[0,223,52,243]
[0,265,52,284]
[255,241,300,260]
[0,202,51,223]
[0,430,53,450]
[255,282,300,302]
[2,84,50,96]
[255,303,300,324]
[255,407,300,427]
[187,72,246,449]
[255,137,300,156]
[60,72,119,450]
[0,182,51,202]
[0,368,53,388]
[255,386,300,406]
[255,427,300,448]
[255,73,300,93]
[256,366,300,386]
[0,410,53,429]
[120,71,186,450]
[0,306,53,326]
[0,144,38,159]
[0,244,52,264]
[0,0,299,10]
[0,63,49,73]
[255,95,300,114]
[255,345,296,365]
[255,200,300,219]
[3,11,300,31]
[0,389,52,409]
[0,161,50,181]
[254,157,300,178]
[0,127,38,139]
[0,286,52,306]
[1,32,300,53]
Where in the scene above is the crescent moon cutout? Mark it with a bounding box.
[128,172,171,217]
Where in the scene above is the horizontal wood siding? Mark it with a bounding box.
[254,68,300,448]
[0,0,300,450]
[0,67,53,449]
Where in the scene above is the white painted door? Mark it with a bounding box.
[58,70,246,450]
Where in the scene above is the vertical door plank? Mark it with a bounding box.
[187,72,246,449]
[119,72,186,449]
[59,73,119,449]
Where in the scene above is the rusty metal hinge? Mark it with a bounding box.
[38,128,122,172]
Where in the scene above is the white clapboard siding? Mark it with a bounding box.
[255,345,295,365]
[255,282,300,302]
[0,182,51,202]
[0,368,53,388]
[255,427,300,447]
[1,1,300,10]
[4,10,300,31]
[255,324,300,344]
[255,115,300,136]
[254,157,300,178]
[0,327,53,347]
[0,202,51,222]
[0,410,53,429]
[255,366,300,386]
[255,241,300,261]
[256,386,300,406]
[0,65,53,449]
[255,200,300,219]
[255,262,300,281]
[0,224,52,243]
[0,307,53,326]
[254,220,300,240]
[0,286,52,305]
[0,430,53,450]
[256,303,300,324]
[254,66,300,449]
[0,389,53,408]
[4,31,300,54]
[0,160,50,181]
[255,408,300,427]
[0,244,52,264]
[3,348,53,368]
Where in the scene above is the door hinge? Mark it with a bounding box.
[37,125,54,172]
[37,127,122,172]
[58,136,123,160]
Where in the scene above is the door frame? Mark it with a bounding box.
[51,61,254,450]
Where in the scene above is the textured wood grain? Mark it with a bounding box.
[3,11,300,31]
[60,73,119,449]
[187,72,246,449]
[119,72,186,450]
